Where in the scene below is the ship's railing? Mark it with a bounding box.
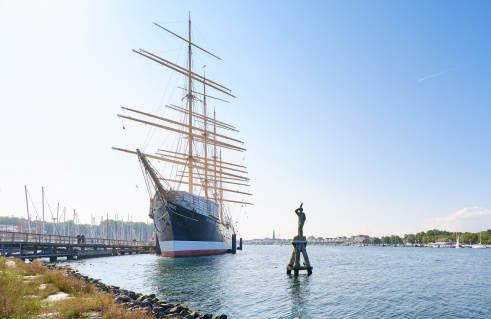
[150,199,165,215]
[174,191,219,219]
[0,231,154,247]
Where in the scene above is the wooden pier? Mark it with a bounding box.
[0,231,156,262]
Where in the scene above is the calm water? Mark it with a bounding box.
[60,246,491,318]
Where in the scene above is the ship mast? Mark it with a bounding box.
[214,108,217,203]
[187,14,194,194]
[203,71,209,199]
[220,149,223,222]
[114,16,255,210]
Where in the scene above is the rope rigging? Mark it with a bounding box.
[115,17,251,247]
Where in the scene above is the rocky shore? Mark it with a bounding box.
[48,264,225,319]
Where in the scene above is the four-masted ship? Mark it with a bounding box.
[113,16,252,257]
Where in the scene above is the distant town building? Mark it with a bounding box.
[351,235,371,243]
[18,222,43,233]
[0,224,18,232]
[436,238,452,244]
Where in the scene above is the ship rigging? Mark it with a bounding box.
[113,15,252,257]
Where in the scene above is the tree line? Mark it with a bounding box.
[360,229,491,245]
[363,236,404,245]
[405,229,491,245]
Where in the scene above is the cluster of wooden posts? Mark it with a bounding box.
[286,236,313,275]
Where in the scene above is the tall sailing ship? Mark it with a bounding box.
[113,17,252,257]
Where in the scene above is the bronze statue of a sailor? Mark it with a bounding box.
[287,202,312,275]
[295,203,306,237]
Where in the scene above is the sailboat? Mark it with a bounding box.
[455,233,460,249]
[113,16,252,257]
[472,231,486,249]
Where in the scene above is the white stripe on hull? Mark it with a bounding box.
[159,240,231,257]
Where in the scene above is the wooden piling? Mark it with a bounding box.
[286,236,312,275]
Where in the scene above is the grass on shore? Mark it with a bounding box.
[0,256,154,319]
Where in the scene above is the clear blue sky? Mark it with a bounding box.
[1,1,491,239]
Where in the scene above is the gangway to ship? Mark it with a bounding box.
[0,230,156,262]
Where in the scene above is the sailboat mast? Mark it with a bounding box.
[42,187,44,235]
[187,14,194,194]
[24,185,30,234]
[203,71,209,199]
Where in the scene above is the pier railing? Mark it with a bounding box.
[0,231,154,247]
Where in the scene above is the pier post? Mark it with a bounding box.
[231,234,237,254]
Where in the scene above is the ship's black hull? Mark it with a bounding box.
[153,200,233,257]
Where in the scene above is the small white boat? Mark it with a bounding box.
[472,243,486,249]
[472,231,486,249]
[455,234,460,249]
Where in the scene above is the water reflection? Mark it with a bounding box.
[147,255,227,311]
[287,274,311,318]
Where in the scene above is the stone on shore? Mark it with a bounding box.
[140,299,152,308]
[169,306,184,314]
[115,295,132,303]
[152,307,166,314]
[160,303,173,308]
[46,292,72,302]
[127,292,138,300]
